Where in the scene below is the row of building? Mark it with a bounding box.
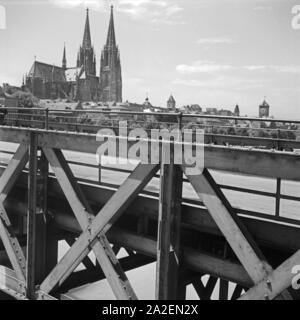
[173,98,270,118]
[0,82,271,119]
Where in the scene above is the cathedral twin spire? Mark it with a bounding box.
[62,43,67,70]
[106,6,116,48]
[62,6,117,68]
[61,5,122,102]
[76,7,96,76]
[100,5,122,102]
[82,8,92,49]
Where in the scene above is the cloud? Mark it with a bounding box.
[118,0,183,24]
[176,61,300,75]
[176,60,234,74]
[0,73,20,87]
[253,6,272,11]
[196,37,236,45]
[126,77,143,84]
[245,65,300,74]
[244,65,266,71]
[119,0,167,8]
[49,0,105,10]
[173,76,266,90]
[49,0,184,24]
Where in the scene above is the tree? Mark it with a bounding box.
[11,90,39,108]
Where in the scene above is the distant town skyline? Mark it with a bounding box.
[0,0,300,118]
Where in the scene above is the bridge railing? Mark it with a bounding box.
[1,107,300,148]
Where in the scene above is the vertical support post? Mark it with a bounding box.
[156,142,183,300]
[277,129,281,150]
[26,134,55,298]
[177,112,183,130]
[45,108,49,130]
[35,150,49,283]
[210,125,214,143]
[275,178,281,217]
[26,132,38,299]
[98,163,102,184]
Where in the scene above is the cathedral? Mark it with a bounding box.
[24,6,122,103]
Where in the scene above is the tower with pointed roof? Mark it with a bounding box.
[259,98,270,118]
[167,94,176,110]
[62,43,67,70]
[99,6,122,103]
[75,8,99,101]
[234,104,240,117]
[77,8,96,77]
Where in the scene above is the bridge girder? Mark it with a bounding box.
[0,127,300,300]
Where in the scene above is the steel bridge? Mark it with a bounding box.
[0,109,300,300]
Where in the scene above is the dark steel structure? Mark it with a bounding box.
[0,109,300,300]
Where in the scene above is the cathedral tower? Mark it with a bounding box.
[77,8,96,76]
[99,6,122,103]
[62,43,67,70]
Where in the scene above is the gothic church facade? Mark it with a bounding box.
[24,6,122,103]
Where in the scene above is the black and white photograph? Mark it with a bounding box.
[0,0,300,306]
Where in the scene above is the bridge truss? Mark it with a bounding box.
[0,126,300,300]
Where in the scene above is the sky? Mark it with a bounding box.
[0,0,300,118]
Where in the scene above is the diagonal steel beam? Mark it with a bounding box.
[0,144,28,203]
[231,284,245,300]
[0,266,56,300]
[65,237,95,271]
[192,278,207,300]
[0,203,26,281]
[43,148,137,299]
[192,276,217,300]
[183,167,292,300]
[0,144,29,283]
[239,250,300,300]
[40,149,158,296]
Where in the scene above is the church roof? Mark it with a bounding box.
[28,61,66,82]
[106,6,116,48]
[82,8,92,48]
[168,95,176,103]
[260,99,270,108]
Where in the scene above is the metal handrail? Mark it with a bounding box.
[2,106,300,124]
